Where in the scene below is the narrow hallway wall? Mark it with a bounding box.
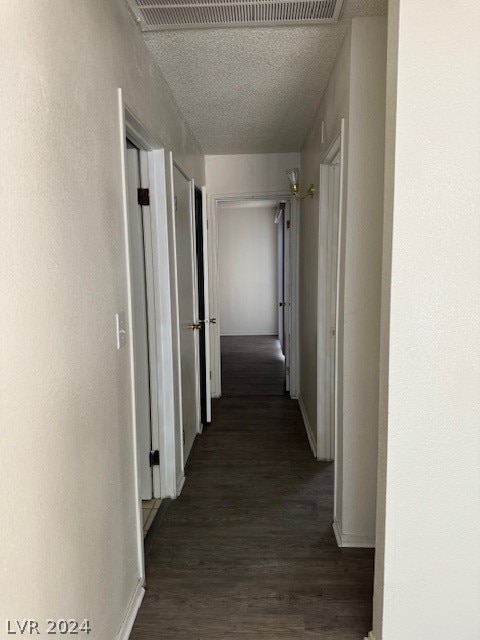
[299,16,387,546]
[217,202,278,336]
[373,0,480,637]
[0,1,203,638]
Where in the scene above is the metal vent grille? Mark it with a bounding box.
[127,0,345,31]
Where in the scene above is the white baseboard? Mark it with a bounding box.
[116,580,145,640]
[298,395,316,457]
[333,519,375,548]
[176,473,185,497]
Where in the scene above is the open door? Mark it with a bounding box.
[276,201,285,356]
[326,153,341,455]
[193,187,212,425]
[202,188,212,422]
[125,141,153,500]
[173,164,200,461]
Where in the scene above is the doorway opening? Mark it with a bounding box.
[125,139,159,536]
[121,101,182,572]
[209,197,296,398]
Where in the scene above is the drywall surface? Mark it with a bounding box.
[300,17,387,545]
[300,27,352,458]
[340,16,386,543]
[206,153,301,195]
[372,0,480,638]
[0,2,203,638]
[218,203,278,335]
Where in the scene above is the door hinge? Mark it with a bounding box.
[137,188,150,206]
[286,366,290,374]
[174,195,178,213]
[331,327,336,336]
[210,370,212,380]
[286,219,291,230]
[149,449,160,467]
[183,430,186,445]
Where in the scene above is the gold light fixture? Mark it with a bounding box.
[285,168,315,201]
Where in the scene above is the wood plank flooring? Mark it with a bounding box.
[130,336,374,639]
[221,335,286,396]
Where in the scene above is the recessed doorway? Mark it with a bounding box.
[211,197,295,398]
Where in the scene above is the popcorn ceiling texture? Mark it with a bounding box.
[144,0,387,154]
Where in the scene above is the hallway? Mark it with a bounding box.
[131,337,374,639]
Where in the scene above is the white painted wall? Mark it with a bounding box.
[206,153,301,195]
[300,28,352,459]
[300,17,387,546]
[372,0,480,638]
[218,203,278,335]
[205,153,299,396]
[0,2,203,638]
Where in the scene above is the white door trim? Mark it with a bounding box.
[207,192,300,399]
[317,120,345,463]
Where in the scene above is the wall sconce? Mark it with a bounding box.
[285,168,315,201]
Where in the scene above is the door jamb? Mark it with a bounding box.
[316,120,345,464]
[207,192,300,399]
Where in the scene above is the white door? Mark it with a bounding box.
[277,205,285,354]
[326,155,341,453]
[173,165,200,461]
[126,143,153,500]
[201,187,212,423]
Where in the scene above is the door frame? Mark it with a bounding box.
[316,120,345,463]
[119,91,181,523]
[207,192,300,398]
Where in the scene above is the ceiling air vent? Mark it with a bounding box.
[127,0,345,31]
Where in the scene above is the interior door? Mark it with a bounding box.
[125,142,153,500]
[173,165,199,461]
[277,204,285,354]
[201,187,212,423]
[326,155,341,451]
[194,187,211,425]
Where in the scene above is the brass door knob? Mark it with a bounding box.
[187,323,202,330]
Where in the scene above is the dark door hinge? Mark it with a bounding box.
[183,430,186,445]
[137,188,150,206]
[149,449,160,467]
[286,219,291,230]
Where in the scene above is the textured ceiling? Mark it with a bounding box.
[144,0,387,154]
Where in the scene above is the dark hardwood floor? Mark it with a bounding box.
[130,336,374,639]
[221,335,286,396]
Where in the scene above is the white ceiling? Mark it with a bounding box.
[143,0,387,154]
